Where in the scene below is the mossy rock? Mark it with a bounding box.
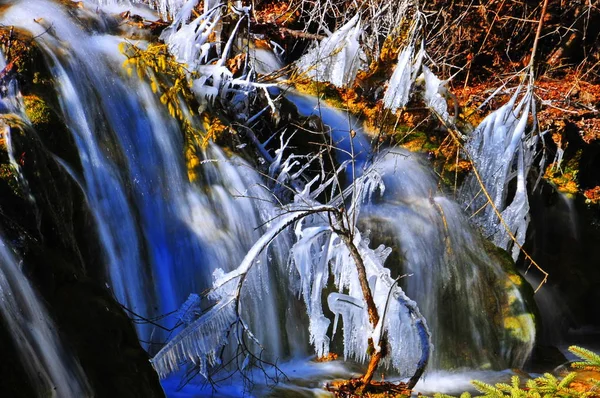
[0,115,29,198]
[483,239,539,359]
[397,129,439,152]
[483,238,537,308]
[23,95,52,126]
[21,94,82,168]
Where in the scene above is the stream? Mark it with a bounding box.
[0,0,595,397]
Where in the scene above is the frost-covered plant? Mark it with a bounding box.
[287,163,431,387]
[151,146,431,389]
[119,0,280,140]
[295,0,416,62]
[380,13,456,125]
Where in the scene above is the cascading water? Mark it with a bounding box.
[0,0,538,395]
[1,0,298,361]
[360,151,535,369]
[288,92,536,370]
[0,39,91,398]
[0,237,91,397]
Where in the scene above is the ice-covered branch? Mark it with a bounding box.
[151,297,237,378]
[212,205,338,289]
[151,205,337,379]
[288,161,431,384]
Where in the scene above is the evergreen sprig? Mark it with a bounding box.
[570,346,600,371]
[430,347,600,398]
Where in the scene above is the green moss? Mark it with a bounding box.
[543,150,581,196]
[503,313,535,343]
[396,129,439,152]
[0,164,21,197]
[23,95,52,126]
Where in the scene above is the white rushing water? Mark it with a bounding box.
[0,36,91,398]
[0,239,91,397]
[1,0,297,361]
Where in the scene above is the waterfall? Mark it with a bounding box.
[0,29,91,398]
[287,92,535,370]
[360,150,535,369]
[0,0,538,394]
[0,238,91,397]
[1,0,298,360]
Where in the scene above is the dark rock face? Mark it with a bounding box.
[0,105,164,397]
[526,182,600,342]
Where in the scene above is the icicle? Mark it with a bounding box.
[151,297,237,378]
[296,15,366,88]
[421,65,450,122]
[176,293,202,326]
[357,166,386,205]
[461,83,537,260]
[327,292,368,360]
[289,215,333,357]
[383,39,424,113]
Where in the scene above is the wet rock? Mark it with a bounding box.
[0,113,164,397]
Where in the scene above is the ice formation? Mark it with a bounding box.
[150,139,432,380]
[421,65,450,122]
[151,205,336,379]
[381,15,454,122]
[160,2,220,70]
[83,0,192,20]
[286,157,431,376]
[151,296,238,378]
[176,293,203,326]
[382,40,424,113]
[460,83,539,260]
[296,15,367,88]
